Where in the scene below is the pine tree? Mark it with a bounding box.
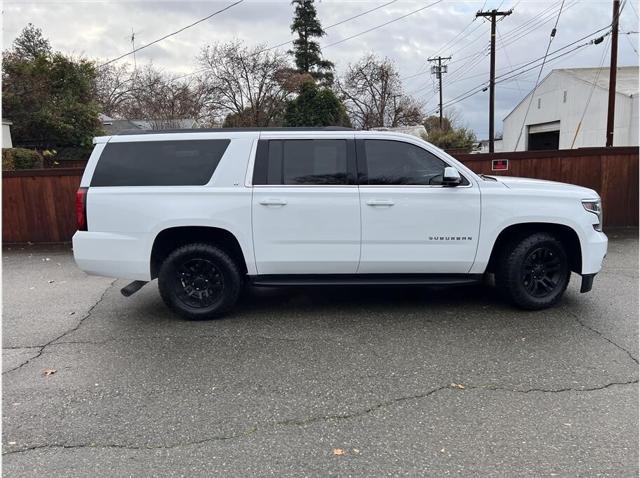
[284,80,350,127]
[289,0,334,85]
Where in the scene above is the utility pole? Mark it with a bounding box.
[606,0,620,147]
[428,56,451,128]
[476,8,512,152]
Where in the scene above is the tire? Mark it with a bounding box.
[158,243,242,320]
[495,232,570,310]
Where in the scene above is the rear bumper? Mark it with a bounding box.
[72,231,151,281]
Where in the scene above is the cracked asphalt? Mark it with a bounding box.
[2,230,638,477]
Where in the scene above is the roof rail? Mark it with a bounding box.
[114,126,355,135]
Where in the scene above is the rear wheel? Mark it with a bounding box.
[496,232,570,310]
[158,243,242,320]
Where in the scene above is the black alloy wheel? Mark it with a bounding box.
[158,243,242,320]
[496,232,570,310]
[176,258,224,308]
[521,246,564,298]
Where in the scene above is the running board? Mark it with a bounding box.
[249,274,483,287]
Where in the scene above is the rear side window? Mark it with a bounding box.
[254,139,350,185]
[91,139,230,187]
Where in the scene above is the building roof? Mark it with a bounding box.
[129,119,198,130]
[561,66,638,96]
[113,127,354,136]
[503,66,639,121]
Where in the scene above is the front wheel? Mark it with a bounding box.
[495,232,570,310]
[158,243,242,320]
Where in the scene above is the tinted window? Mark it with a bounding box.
[262,140,348,185]
[91,139,230,187]
[363,140,450,186]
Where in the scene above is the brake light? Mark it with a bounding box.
[76,187,88,231]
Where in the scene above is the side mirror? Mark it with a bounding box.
[443,166,462,186]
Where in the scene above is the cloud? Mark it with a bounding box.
[3,0,638,137]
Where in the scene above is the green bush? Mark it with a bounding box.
[2,148,43,170]
[2,149,15,171]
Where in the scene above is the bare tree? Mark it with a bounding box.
[197,41,292,126]
[94,63,135,117]
[95,63,207,128]
[122,65,206,128]
[337,55,423,129]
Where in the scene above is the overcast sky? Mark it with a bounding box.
[3,0,639,137]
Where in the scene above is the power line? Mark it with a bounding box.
[513,0,566,150]
[444,0,578,86]
[497,0,579,51]
[323,0,445,49]
[476,7,513,152]
[171,0,405,82]
[427,1,568,86]
[497,28,524,97]
[428,55,452,127]
[624,31,638,54]
[431,31,608,113]
[256,0,402,55]
[497,0,566,46]
[99,0,244,68]
[570,34,611,148]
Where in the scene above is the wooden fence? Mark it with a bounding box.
[3,168,83,243]
[2,146,638,243]
[453,147,639,228]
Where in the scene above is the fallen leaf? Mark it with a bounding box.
[42,368,57,377]
[332,448,346,456]
[450,383,465,389]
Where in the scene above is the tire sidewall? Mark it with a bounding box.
[158,244,241,320]
[502,234,570,310]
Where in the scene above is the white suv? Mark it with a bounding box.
[73,128,607,319]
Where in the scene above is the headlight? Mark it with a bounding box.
[582,199,602,231]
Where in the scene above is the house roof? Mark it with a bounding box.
[503,66,639,121]
[102,119,143,135]
[129,119,198,130]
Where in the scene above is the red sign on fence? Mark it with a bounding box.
[492,159,509,171]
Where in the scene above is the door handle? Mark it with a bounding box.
[366,199,394,207]
[259,198,288,206]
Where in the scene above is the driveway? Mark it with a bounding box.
[3,231,638,477]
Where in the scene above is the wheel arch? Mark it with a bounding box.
[486,222,582,274]
[150,226,248,279]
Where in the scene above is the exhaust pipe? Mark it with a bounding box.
[121,280,148,297]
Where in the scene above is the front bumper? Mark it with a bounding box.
[581,230,608,275]
[580,274,596,293]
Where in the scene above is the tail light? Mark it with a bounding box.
[76,187,88,231]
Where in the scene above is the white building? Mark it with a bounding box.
[475,138,504,153]
[502,67,639,151]
[2,120,13,149]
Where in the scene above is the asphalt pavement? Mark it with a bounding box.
[2,230,638,477]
